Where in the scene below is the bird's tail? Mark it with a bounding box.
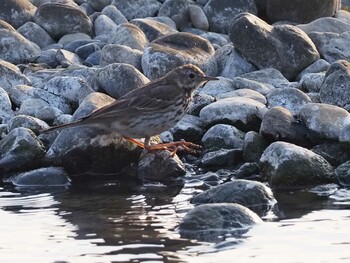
[40,119,85,134]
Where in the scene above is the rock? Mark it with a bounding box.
[0,0,36,29]
[189,4,209,31]
[95,63,149,98]
[187,93,215,116]
[11,167,70,187]
[101,5,128,25]
[158,0,189,17]
[340,124,350,142]
[260,106,309,145]
[201,124,245,151]
[297,17,350,35]
[87,0,112,11]
[335,161,350,186]
[260,141,335,188]
[17,21,55,48]
[0,27,40,64]
[229,13,320,80]
[191,30,230,47]
[266,0,339,23]
[0,86,14,122]
[170,114,205,144]
[296,59,329,81]
[138,150,186,182]
[100,44,143,70]
[243,131,268,162]
[298,103,350,141]
[108,23,149,51]
[85,51,101,66]
[7,115,49,133]
[45,128,140,175]
[200,97,266,131]
[309,31,350,63]
[267,88,311,115]
[111,0,161,20]
[75,43,103,60]
[94,14,117,36]
[130,18,178,42]
[191,179,275,214]
[215,44,257,80]
[217,89,267,104]
[141,32,217,80]
[43,76,94,106]
[199,77,235,97]
[201,148,243,167]
[312,142,350,167]
[178,203,262,242]
[18,98,63,121]
[299,73,325,93]
[320,60,350,110]
[0,127,45,174]
[0,60,32,91]
[35,49,60,68]
[203,0,258,34]
[58,32,91,46]
[34,3,93,39]
[239,68,292,89]
[55,49,82,67]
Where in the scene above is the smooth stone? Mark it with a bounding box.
[0,0,36,29]
[243,131,269,162]
[187,93,215,116]
[299,73,326,93]
[260,141,335,188]
[312,142,350,167]
[55,49,82,67]
[85,51,101,66]
[87,0,112,11]
[75,43,103,60]
[199,77,236,97]
[335,161,350,186]
[297,17,350,35]
[7,115,49,133]
[200,148,243,167]
[189,4,209,31]
[111,0,161,20]
[101,5,128,25]
[58,32,91,46]
[94,14,117,36]
[100,44,143,70]
[0,60,32,91]
[35,49,59,68]
[170,114,205,144]
[17,21,55,48]
[18,98,63,121]
[158,0,189,17]
[0,86,14,122]
[217,89,267,104]
[296,59,329,81]
[340,124,350,142]
[239,68,291,89]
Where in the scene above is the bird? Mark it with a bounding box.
[41,64,218,155]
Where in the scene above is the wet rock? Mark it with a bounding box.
[267,88,311,115]
[108,23,148,51]
[298,103,350,141]
[130,18,178,42]
[0,127,46,174]
[95,63,149,99]
[94,14,117,36]
[297,17,350,35]
[55,49,82,67]
[217,89,267,105]
[320,60,350,110]
[309,31,350,63]
[202,124,245,151]
[0,0,36,29]
[187,93,215,116]
[266,0,339,23]
[189,4,209,31]
[17,22,55,49]
[0,87,14,122]
[199,77,235,97]
[158,0,189,17]
[101,5,128,25]
[100,44,143,70]
[142,32,217,80]
[171,114,205,144]
[335,161,350,186]
[215,44,256,80]
[243,131,268,162]
[138,150,186,182]
[179,203,262,242]
[296,59,330,81]
[260,141,335,188]
[312,142,350,167]
[111,0,161,20]
[203,0,257,34]
[0,60,32,91]
[7,115,49,133]
[34,3,93,39]
[201,148,243,168]
[11,167,70,187]
[0,27,40,64]
[200,97,266,131]
[229,13,320,80]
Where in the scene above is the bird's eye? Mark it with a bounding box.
[189,73,195,79]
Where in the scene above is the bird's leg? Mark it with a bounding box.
[123,136,145,148]
[146,139,202,156]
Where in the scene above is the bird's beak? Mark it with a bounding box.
[204,76,219,81]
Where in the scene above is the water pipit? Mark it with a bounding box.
[41,64,217,155]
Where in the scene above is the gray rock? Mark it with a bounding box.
[199,77,235,97]
[148,16,177,29]
[96,63,149,98]
[203,0,257,34]
[111,0,161,20]
[229,13,320,80]
[187,93,215,116]
[11,167,70,187]
[130,18,178,42]
[189,4,209,31]
[43,76,94,106]
[75,43,103,60]
[0,127,45,174]
[335,160,350,186]
[0,60,32,91]
[100,44,143,70]
[335,9,350,23]
[297,17,350,35]
[17,21,55,48]
[260,141,335,188]
[201,148,243,167]
[0,28,40,64]
[0,86,14,122]
[108,23,149,51]
[215,44,257,80]
[217,89,267,104]
[18,98,63,121]
[266,0,339,23]
[94,14,117,36]
[55,49,82,67]
[239,68,292,89]
[87,0,112,11]
[85,50,101,66]
[158,0,189,17]
[311,142,350,167]
[200,97,266,131]
[309,31,350,63]
[34,3,93,39]
[320,60,350,109]
[267,88,311,115]
[58,32,91,46]
[298,103,350,141]
[35,49,60,68]
[179,203,262,242]
[171,114,205,144]
[101,5,128,25]
[296,59,329,81]
[0,0,36,29]
[7,115,49,133]
[202,124,245,151]
[35,106,63,122]
[232,77,275,95]
[299,73,325,93]
[138,150,186,182]
[142,32,217,80]
[243,131,268,162]
[340,124,350,142]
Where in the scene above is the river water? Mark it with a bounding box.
[1,179,350,263]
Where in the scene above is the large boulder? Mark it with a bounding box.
[0,0,36,29]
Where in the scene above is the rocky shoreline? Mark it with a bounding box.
[0,0,349,241]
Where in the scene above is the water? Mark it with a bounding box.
[1,180,350,263]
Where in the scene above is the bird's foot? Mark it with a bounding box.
[145,140,202,157]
